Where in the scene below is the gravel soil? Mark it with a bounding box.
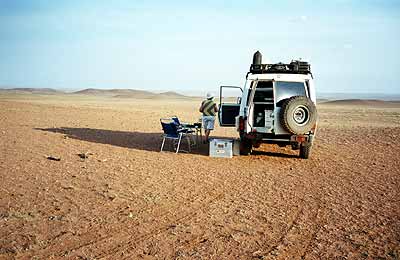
[0,96,399,259]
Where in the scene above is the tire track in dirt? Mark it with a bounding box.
[115,168,314,259]
[264,206,305,256]
[20,193,203,259]
[241,151,329,259]
[121,167,322,259]
[263,200,322,259]
[16,159,217,258]
[20,176,226,259]
[92,192,226,259]
[77,168,265,259]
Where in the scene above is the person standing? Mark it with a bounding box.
[199,92,218,143]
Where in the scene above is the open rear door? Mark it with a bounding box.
[218,86,242,127]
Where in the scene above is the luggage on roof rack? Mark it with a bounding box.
[289,60,311,73]
[250,61,311,74]
[249,51,311,75]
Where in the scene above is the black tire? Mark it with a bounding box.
[240,138,252,155]
[280,96,317,135]
[291,142,300,150]
[299,142,312,159]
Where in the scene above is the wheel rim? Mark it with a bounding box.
[293,105,310,126]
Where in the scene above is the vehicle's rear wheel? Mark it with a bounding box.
[280,96,317,134]
[291,142,300,150]
[299,142,312,159]
[240,138,252,155]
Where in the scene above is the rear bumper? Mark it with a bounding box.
[243,132,314,144]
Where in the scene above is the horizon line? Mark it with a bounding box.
[1,85,400,96]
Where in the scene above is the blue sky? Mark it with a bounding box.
[0,0,399,94]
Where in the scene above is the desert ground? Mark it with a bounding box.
[0,93,399,259]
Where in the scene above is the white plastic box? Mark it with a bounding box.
[209,139,235,158]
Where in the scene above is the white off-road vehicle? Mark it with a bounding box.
[218,51,318,159]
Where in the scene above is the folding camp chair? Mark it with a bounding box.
[171,116,183,125]
[160,118,194,153]
[171,116,202,146]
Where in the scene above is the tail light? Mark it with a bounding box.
[239,116,245,131]
[296,135,306,142]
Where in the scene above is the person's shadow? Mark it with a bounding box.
[35,127,209,155]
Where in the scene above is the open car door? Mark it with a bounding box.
[218,86,243,127]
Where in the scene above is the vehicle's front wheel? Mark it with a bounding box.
[299,142,312,159]
[240,138,252,155]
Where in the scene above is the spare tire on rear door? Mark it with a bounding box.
[280,96,317,134]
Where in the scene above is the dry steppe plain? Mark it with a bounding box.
[0,93,399,259]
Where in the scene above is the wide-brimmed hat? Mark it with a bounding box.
[206,92,214,99]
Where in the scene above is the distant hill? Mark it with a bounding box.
[158,91,185,97]
[321,99,400,108]
[157,91,191,99]
[318,93,400,101]
[72,88,133,96]
[72,88,105,95]
[72,88,190,99]
[0,88,63,95]
[73,88,155,97]
[316,98,330,103]
[0,87,191,99]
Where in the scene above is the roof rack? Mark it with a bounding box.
[249,60,311,75]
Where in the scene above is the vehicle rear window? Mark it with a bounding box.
[275,81,306,106]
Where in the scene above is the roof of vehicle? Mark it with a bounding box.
[247,73,313,81]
